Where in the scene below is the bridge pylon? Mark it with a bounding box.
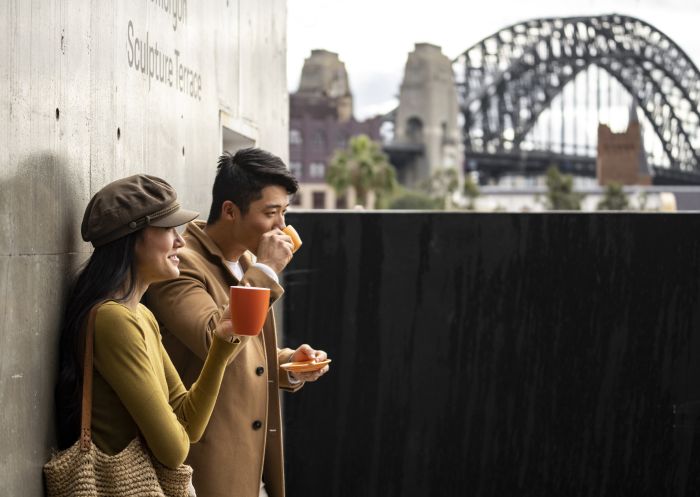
[389,43,463,187]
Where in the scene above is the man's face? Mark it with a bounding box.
[235,185,290,254]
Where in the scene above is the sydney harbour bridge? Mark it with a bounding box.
[452,14,700,185]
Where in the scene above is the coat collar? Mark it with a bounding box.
[183,220,255,274]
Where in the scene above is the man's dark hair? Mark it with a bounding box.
[207,147,299,223]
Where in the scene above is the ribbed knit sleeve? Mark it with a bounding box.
[93,302,238,468]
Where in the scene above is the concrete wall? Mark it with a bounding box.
[472,187,676,212]
[0,1,287,494]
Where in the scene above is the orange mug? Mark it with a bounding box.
[282,225,302,253]
[229,286,270,336]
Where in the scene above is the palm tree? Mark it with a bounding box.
[326,135,397,208]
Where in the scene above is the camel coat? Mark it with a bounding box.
[145,220,302,497]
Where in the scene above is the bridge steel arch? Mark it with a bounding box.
[455,14,700,182]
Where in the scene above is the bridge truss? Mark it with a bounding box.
[454,14,700,184]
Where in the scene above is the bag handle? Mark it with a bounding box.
[79,305,101,451]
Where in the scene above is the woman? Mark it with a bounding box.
[55,174,239,472]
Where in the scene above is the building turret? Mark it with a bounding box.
[393,43,462,185]
[597,99,651,185]
[296,49,353,122]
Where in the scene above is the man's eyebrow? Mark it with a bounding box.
[263,203,289,209]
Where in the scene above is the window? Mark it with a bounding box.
[335,194,347,209]
[406,116,423,144]
[309,162,325,179]
[337,134,348,149]
[221,111,257,154]
[289,161,302,178]
[291,193,302,206]
[312,130,326,149]
[290,129,303,145]
[312,191,326,209]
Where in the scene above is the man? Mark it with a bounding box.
[145,148,329,497]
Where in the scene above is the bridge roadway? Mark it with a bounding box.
[467,150,700,185]
[382,140,700,185]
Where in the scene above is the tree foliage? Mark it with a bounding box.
[597,182,629,211]
[386,189,440,210]
[326,135,397,208]
[463,175,480,210]
[544,166,584,210]
[417,168,460,209]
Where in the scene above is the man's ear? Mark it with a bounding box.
[221,200,240,221]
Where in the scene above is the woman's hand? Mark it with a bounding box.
[214,304,236,341]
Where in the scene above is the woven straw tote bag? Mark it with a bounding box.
[43,305,193,497]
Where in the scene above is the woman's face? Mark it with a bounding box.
[134,227,185,284]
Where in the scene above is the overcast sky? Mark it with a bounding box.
[287,0,700,119]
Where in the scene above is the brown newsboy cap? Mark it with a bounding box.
[81,174,199,247]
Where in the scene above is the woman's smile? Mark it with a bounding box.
[135,227,185,284]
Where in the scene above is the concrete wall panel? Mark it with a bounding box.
[1,0,288,492]
[239,0,289,159]
[0,253,86,496]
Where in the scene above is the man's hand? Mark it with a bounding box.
[256,229,294,274]
[288,344,330,382]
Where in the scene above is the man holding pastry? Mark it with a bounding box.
[145,147,329,497]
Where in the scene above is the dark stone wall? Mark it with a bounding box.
[281,212,700,497]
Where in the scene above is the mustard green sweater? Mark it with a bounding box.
[90,301,237,468]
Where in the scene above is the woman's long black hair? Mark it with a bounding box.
[55,231,141,449]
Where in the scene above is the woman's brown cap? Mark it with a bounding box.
[81,174,198,247]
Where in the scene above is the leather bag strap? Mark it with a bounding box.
[79,305,100,451]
